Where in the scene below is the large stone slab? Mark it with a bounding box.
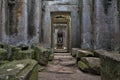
[78,57,100,75]
[0,59,38,80]
[76,49,94,60]
[98,51,120,80]
[94,50,107,57]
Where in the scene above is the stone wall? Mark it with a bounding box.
[78,0,120,51]
[0,0,42,46]
[41,0,80,48]
[0,0,119,51]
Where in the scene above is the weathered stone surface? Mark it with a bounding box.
[9,45,35,60]
[0,61,9,66]
[17,49,35,59]
[78,57,100,75]
[12,48,21,60]
[99,51,120,80]
[34,46,53,66]
[0,59,38,80]
[71,48,79,57]
[76,49,94,60]
[94,50,107,57]
[47,48,54,61]
[0,48,8,60]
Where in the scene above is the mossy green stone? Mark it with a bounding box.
[0,48,8,60]
[12,48,21,60]
[34,46,50,66]
[78,61,89,70]
[49,53,54,61]
[0,61,9,66]
[16,49,34,60]
[0,59,38,80]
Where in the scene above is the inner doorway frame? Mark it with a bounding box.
[51,12,71,53]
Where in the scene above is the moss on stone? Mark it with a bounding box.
[47,48,54,61]
[12,48,21,60]
[0,61,9,66]
[49,53,54,61]
[12,48,35,60]
[34,46,53,66]
[0,59,38,80]
[0,48,8,60]
[78,61,89,71]
[81,57,100,75]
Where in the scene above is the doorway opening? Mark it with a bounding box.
[51,12,71,53]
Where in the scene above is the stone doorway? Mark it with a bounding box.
[51,12,71,53]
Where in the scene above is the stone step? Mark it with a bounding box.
[60,60,76,66]
[54,55,74,60]
[46,65,75,74]
[54,53,71,56]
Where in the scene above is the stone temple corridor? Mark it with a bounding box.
[0,0,120,80]
[39,53,100,80]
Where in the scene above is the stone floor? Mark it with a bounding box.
[38,53,101,80]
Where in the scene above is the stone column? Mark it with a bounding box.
[27,0,42,45]
[81,0,93,49]
[0,0,2,41]
[1,0,8,43]
[114,0,120,52]
[94,0,108,50]
[7,0,28,45]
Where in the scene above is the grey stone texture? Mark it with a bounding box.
[78,0,120,51]
[0,59,38,80]
[0,0,42,46]
[78,57,100,75]
[97,51,120,80]
[0,0,120,52]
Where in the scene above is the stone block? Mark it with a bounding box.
[0,61,9,66]
[34,46,50,66]
[47,48,54,61]
[94,50,107,57]
[78,57,100,75]
[99,51,120,80]
[76,49,94,60]
[17,49,35,60]
[0,59,38,80]
[0,48,8,60]
[71,48,79,57]
[12,48,21,60]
